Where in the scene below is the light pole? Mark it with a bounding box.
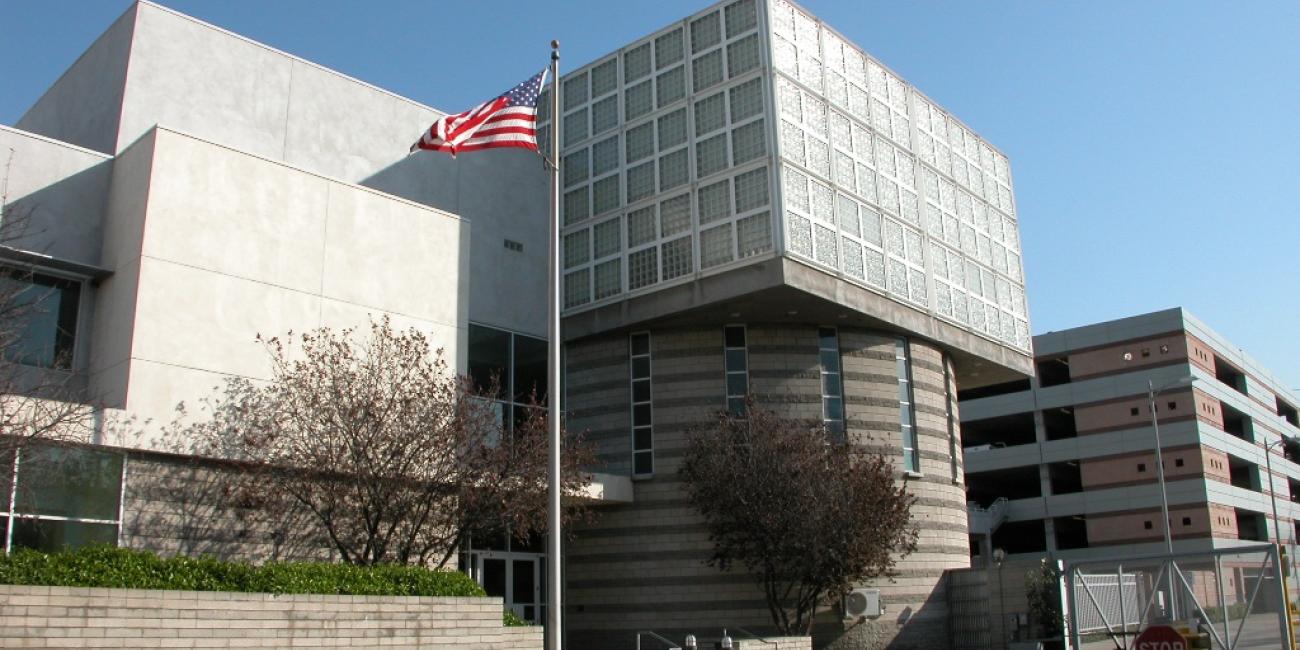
[1149,375,1194,621]
[994,548,1007,644]
[1149,375,1195,554]
[1263,438,1287,549]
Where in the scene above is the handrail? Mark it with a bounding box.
[635,630,682,650]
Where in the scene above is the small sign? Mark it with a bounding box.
[1134,625,1186,650]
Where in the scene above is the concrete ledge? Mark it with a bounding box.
[0,584,542,649]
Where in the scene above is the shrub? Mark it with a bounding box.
[0,545,485,598]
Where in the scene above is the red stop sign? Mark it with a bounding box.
[1134,625,1186,650]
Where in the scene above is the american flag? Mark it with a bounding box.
[410,68,549,156]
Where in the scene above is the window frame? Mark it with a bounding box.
[817,327,844,437]
[723,324,749,416]
[895,337,921,475]
[630,331,654,478]
[2,444,127,554]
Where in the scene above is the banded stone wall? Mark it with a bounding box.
[564,324,969,650]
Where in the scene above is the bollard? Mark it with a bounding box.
[684,634,697,650]
[718,632,733,650]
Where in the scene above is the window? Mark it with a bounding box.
[724,325,748,416]
[1168,401,1177,411]
[1182,517,1192,526]
[1130,407,1140,416]
[1175,458,1184,467]
[818,328,844,436]
[895,338,920,473]
[468,324,547,435]
[1144,521,1153,530]
[4,444,124,553]
[1,270,81,370]
[1137,463,1147,472]
[630,333,653,477]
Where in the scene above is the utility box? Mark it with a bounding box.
[843,588,883,618]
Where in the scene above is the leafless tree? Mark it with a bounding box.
[0,148,94,462]
[166,317,594,567]
[679,400,918,636]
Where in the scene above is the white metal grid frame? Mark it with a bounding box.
[818,327,844,435]
[2,445,125,553]
[768,0,1030,354]
[543,0,780,316]
[895,337,920,474]
[723,324,749,416]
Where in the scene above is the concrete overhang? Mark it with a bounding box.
[563,255,1033,388]
[0,246,113,281]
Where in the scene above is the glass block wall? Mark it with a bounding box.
[542,0,1029,354]
[540,0,778,311]
[769,0,1029,352]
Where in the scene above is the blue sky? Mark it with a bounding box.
[3,1,1298,390]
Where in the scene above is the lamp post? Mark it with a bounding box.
[993,548,1007,644]
[1149,375,1194,621]
[1149,376,1195,553]
[1263,438,1287,549]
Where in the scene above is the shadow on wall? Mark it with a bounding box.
[815,575,948,650]
[120,450,333,563]
[3,159,114,268]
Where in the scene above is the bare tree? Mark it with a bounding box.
[0,148,94,460]
[679,400,918,636]
[167,317,593,567]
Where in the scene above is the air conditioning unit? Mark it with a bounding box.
[843,587,883,619]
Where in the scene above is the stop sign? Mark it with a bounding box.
[1134,625,1186,650]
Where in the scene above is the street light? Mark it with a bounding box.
[1262,437,1290,548]
[994,548,1007,644]
[1149,375,1195,554]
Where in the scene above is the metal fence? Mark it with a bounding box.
[1063,544,1290,650]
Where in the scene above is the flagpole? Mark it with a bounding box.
[545,39,563,650]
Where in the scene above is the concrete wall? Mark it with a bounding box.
[0,126,113,267]
[565,324,967,650]
[0,585,541,649]
[91,127,469,447]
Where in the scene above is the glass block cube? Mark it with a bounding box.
[731,119,766,164]
[834,151,855,192]
[628,247,659,290]
[594,259,621,299]
[729,77,764,122]
[564,228,590,269]
[734,166,769,212]
[592,136,619,176]
[593,218,621,258]
[695,92,727,136]
[691,12,721,53]
[659,193,692,237]
[787,212,813,257]
[563,148,589,188]
[564,268,591,308]
[781,120,804,167]
[563,72,588,109]
[563,186,589,226]
[837,194,859,237]
[810,180,833,222]
[700,223,734,268]
[727,34,761,77]
[626,161,656,203]
[773,35,798,77]
[737,211,772,258]
[658,108,688,149]
[798,52,823,93]
[655,29,684,69]
[860,207,882,246]
[625,121,654,163]
[693,50,724,93]
[909,268,927,305]
[627,205,657,247]
[806,137,830,178]
[725,0,757,37]
[696,132,730,179]
[865,247,886,288]
[592,96,618,135]
[563,108,588,147]
[783,166,810,212]
[884,219,904,257]
[658,149,689,191]
[842,238,864,279]
[803,93,828,136]
[593,175,620,215]
[661,235,693,280]
[814,224,838,267]
[887,258,908,297]
[698,178,731,224]
[625,81,653,120]
[591,58,618,97]
[656,66,686,108]
[855,164,876,204]
[624,43,651,82]
[794,9,819,48]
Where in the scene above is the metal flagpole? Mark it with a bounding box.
[545,39,563,650]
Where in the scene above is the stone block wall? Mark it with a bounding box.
[0,585,540,649]
[565,324,970,650]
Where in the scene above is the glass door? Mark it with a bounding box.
[470,552,543,623]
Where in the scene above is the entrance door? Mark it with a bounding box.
[469,552,544,623]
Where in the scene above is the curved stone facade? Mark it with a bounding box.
[564,324,969,649]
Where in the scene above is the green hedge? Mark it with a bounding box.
[0,546,484,596]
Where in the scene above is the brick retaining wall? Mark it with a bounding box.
[0,585,542,649]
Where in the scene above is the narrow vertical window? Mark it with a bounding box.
[818,327,844,437]
[630,332,653,477]
[943,357,959,484]
[724,325,748,416]
[896,338,920,473]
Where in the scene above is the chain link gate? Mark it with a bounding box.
[1063,544,1291,650]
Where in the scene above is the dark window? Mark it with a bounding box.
[818,327,843,436]
[6,444,124,553]
[1137,463,1146,472]
[1175,458,1184,467]
[896,338,919,473]
[1144,521,1153,530]
[1130,407,1140,416]
[723,325,747,416]
[1182,517,1192,526]
[0,270,81,370]
[1168,401,1177,411]
[630,332,653,476]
